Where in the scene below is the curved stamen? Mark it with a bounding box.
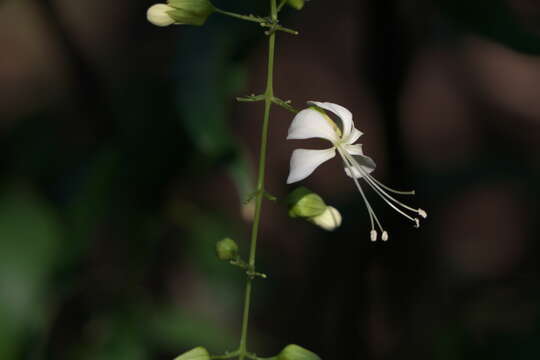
[338,147,386,239]
[347,154,427,219]
[352,173,385,234]
[364,172,420,217]
[368,175,415,195]
[339,149,374,226]
[344,152,426,223]
[352,174,385,233]
[350,168,376,231]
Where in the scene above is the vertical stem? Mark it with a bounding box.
[238,0,277,358]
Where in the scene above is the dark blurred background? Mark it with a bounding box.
[1,0,540,359]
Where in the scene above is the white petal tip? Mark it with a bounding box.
[418,209,428,219]
[382,231,389,241]
[147,4,175,27]
[370,230,377,242]
[310,206,342,231]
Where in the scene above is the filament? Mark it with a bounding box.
[338,147,385,237]
[341,149,423,226]
[368,175,415,195]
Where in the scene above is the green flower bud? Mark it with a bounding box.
[287,0,305,10]
[278,344,321,360]
[167,0,215,26]
[287,187,327,218]
[174,347,210,360]
[215,237,239,261]
[308,206,342,231]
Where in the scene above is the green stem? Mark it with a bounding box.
[215,7,298,36]
[277,0,288,12]
[272,97,298,113]
[238,1,277,359]
[214,8,264,23]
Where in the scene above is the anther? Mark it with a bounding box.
[370,230,377,242]
[382,231,389,241]
[418,209,427,219]
[414,218,420,228]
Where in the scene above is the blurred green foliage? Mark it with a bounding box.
[0,184,63,359]
[0,0,266,358]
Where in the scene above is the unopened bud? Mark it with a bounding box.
[174,347,210,360]
[287,0,305,10]
[215,237,238,261]
[166,0,215,26]
[147,4,176,26]
[308,206,342,231]
[278,344,321,360]
[287,187,327,218]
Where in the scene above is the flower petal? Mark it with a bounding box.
[343,143,364,156]
[343,154,376,178]
[287,148,336,184]
[287,108,338,143]
[308,101,353,139]
[345,128,363,144]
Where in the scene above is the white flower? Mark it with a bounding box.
[147,4,176,27]
[286,101,427,241]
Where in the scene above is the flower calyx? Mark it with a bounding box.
[287,187,326,218]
